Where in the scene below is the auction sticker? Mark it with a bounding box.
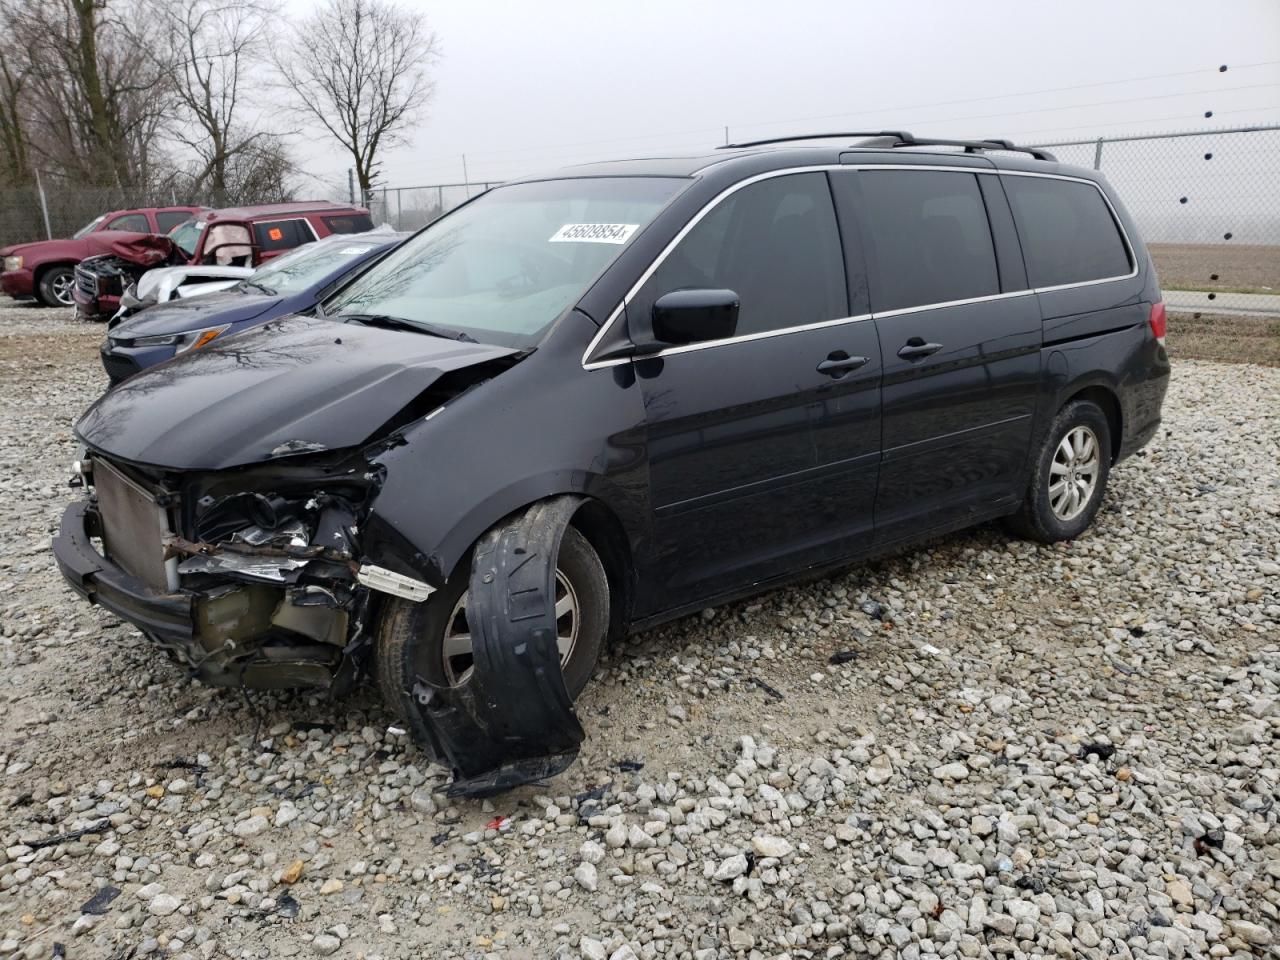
[549,223,639,244]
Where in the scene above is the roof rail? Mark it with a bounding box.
[883,134,1058,162]
[720,130,1056,161]
[719,131,915,149]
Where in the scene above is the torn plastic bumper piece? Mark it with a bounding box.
[401,496,586,797]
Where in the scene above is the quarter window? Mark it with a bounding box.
[857,170,999,312]
[1003,176,1131,288]
[638,172,847,338]
[253,219,315,252]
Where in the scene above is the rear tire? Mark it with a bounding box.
[375,524,608,718]
[37,266,76,308]
[1006,400,1112,543]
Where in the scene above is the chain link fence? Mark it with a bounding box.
[364,181,501,233]
[6,126,1277,362]
[1028,125,1280,364]
[0,182,193,248]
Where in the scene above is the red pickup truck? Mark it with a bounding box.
[1,206,204,307]
[73,201,375,321]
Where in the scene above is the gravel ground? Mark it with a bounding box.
[1,298,1278,960]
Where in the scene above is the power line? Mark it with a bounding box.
[374,59,1280,177]
[388,83,1280,184]
[726,60,1280,132]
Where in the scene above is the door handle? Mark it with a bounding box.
[817,353,869,377]
[897,338,943,360]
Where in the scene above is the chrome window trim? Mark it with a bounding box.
[581,163,1139,371]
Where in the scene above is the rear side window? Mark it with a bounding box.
[253,219,315,252]
[1003,177,1132,288]
[105,213,149,233]
[638,172,846,338]
[857,170,999,312]
[322,214,374,234]
[155,211,193,233]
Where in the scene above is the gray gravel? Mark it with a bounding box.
[1,298,1278,959]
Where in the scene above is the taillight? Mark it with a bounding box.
[1149,301,1167,344]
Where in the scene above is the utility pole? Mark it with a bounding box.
[34,170,52,241]
[724,125,729,146]
[347,168,355,204]
[462,154,470,197]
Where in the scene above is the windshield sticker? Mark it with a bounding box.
[549,223,639,244]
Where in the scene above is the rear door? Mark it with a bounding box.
[838,166,1042,544]
[629,171,882,611]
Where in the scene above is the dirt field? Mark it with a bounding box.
[1149,243,1280,294]
[1167,312,1280,367]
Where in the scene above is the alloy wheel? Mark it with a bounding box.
[440,568,579,685]
[51,273,76,306]
[1048,425,1100,521]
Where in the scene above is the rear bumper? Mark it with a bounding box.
[1118,349,1171,462]
[53,500,194,642]
[1,269,34,298]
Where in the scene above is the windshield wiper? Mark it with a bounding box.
[336,312,477,343]
[239,280,276,296]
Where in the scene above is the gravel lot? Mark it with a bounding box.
[1,298,1278,960]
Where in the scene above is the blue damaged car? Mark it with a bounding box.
[100,229,406,384]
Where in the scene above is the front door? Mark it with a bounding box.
[628,171,882,612]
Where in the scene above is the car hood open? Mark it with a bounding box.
[78,315,520,470]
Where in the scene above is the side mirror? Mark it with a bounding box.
[649,288,739,346]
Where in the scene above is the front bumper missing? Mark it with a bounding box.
[54,500,194,642]
[54,495,586,797]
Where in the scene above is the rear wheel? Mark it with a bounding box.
[375,524,608,717]
[37,266,75,308]
[1007,400,1112,543]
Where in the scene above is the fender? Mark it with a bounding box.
[361,310,652,587]
[363,466,646,588]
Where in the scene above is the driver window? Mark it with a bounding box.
[636,172,847,338]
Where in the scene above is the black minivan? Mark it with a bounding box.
[54,133,1169,794]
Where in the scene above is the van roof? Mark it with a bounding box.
[521,135,1097,184]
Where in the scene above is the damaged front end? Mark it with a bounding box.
[55,451,414,692]
[52,320,589,795]
[74,234,178,322]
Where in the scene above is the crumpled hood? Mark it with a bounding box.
[78,315,519,470]
[110,289,279,339]
[81,231,174,266]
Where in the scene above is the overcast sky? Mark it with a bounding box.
[281,0,1280,194]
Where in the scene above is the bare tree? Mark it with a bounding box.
[6,0,174,190]
[0,35,31,184]
[159,0,278,203]
[275,0,438,195]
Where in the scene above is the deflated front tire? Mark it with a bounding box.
[373,497,609,795]
[375,516,608,718]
